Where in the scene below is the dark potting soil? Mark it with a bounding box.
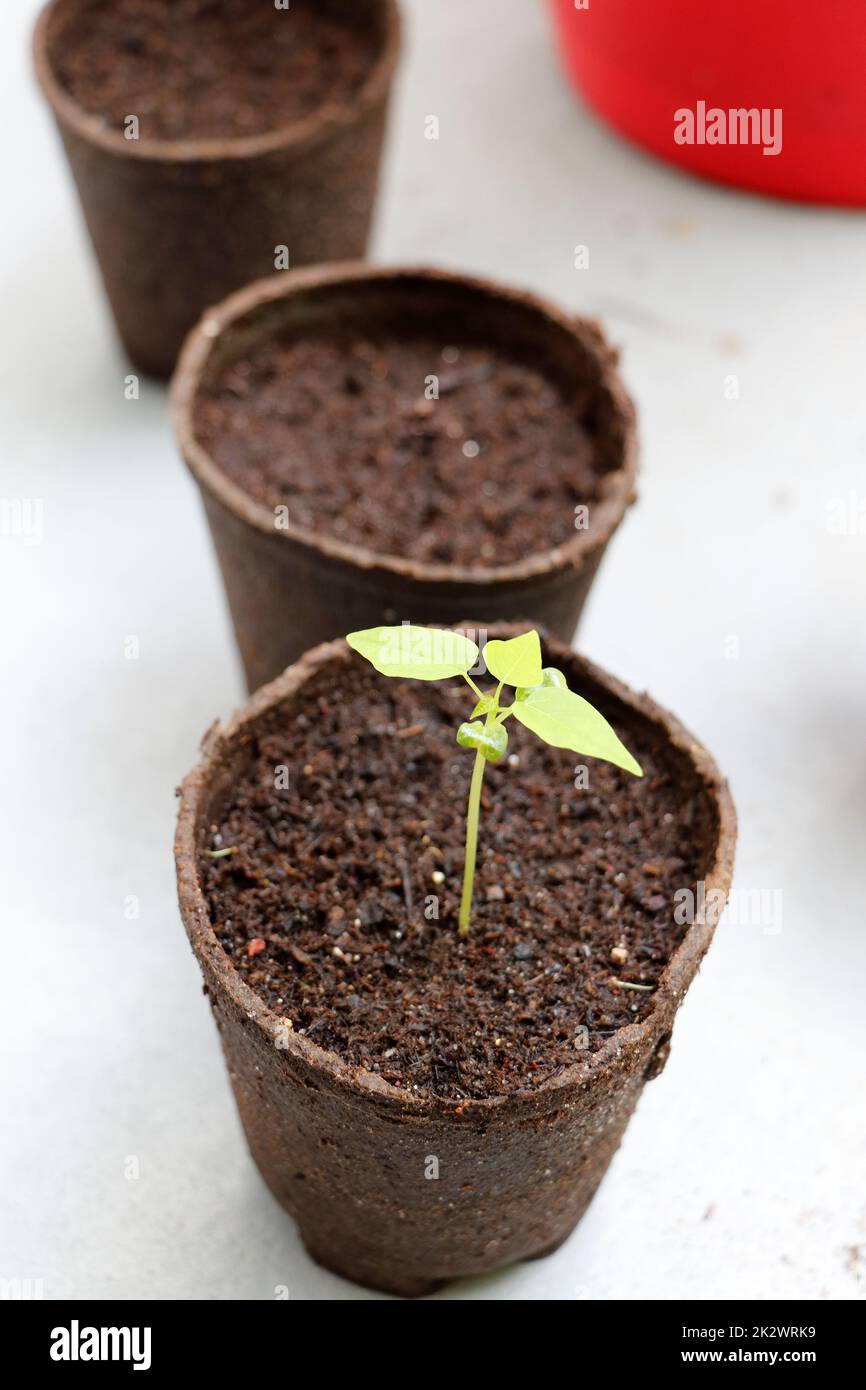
[52,0,378,142]
[200,660,711,1101]
[193,334,608,568]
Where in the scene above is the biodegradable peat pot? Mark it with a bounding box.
[34,0,401,377]
[171,264,638,693]
[175,625,735,1297]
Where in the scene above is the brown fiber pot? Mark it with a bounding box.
[33,0,400,378]
[170,264,639,693]
[175,626,736,1298]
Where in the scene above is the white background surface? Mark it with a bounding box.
[2,0,865,1301]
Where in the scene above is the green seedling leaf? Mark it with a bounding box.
[456,720,508,763]
[512,684,643,777]
[541,666,567,688]
[516,665,566,701]
[470,693,497,718]
[483,630,543,688]
[347,625,479,680]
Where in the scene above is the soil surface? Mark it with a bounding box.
[194,333,608,567]
[200,660,710,1100]
[52,0,378,142]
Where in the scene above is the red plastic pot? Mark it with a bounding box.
[549,0,866,206]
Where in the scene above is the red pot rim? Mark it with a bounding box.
[170,262,639,589]
[174,626,737,1118]
[33,0,402,164]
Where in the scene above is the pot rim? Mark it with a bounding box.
[33,0,401,164]
[175,625,737,1118]
[170,262,639,589]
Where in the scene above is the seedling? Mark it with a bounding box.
[346,626,643,937]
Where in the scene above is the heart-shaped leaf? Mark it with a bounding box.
[347,625,479,680]
[482,630,543,688]
[456,720,508,763]
[512,684,642,776]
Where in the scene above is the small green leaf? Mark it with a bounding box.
[483,630,543,688]
[516,666,566,701]
[456,720,508,763]
[541,666,567,689]
[347,625,479,680]
[512,685,643,777]
[471,693,497,718]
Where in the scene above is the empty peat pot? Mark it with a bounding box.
[33,0,400,377]
[170,264,638,692]
[175,625,736,1297]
